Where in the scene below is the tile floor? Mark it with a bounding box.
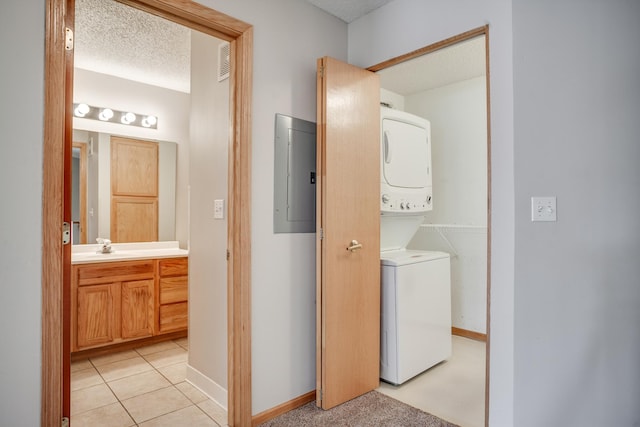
[71,338,228,427]
[377,336,486,427]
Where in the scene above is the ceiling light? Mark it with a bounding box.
[74,103,90,117]
[98,108,114,121]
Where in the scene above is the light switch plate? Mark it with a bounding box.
[531,196,556,222]
[214,199,224,219]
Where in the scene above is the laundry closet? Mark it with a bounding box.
[377,35,488,343]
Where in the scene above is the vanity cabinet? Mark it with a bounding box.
[157,258,189,333]
[72,257,187,352]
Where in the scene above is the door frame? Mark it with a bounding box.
[42,1,254,425]
[367,25,491,426]
[72,142,87,244]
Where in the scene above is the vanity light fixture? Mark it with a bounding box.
[73,103,158,129]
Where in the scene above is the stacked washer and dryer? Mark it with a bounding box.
[379,106,452,385]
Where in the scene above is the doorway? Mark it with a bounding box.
[316,26,490,426]
[42,1,253,425]
[370,27,491,427]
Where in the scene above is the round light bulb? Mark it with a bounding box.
[98,108,114,121]
[121,112,136,124]
[74,103,90,117]
[142,115,157,127]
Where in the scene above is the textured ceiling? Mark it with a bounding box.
[305,0,396,23]
[74,0,483,96]
[75,0,191,93]
[377,36,486,96]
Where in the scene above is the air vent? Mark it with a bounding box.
[218,42,230,82]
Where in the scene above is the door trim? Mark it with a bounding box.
[367,25,491,427]
[72,142,88,244]
[42,1,253,425]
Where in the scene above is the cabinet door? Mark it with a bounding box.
[77,283,117,349]
[121,279,154,339]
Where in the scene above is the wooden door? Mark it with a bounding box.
[121,279,154,339]
[316,57,381,409]
[111,137,159,242]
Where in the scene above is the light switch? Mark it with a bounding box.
[531,196,556,222]
[214,199,224,219]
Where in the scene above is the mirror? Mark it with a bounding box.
[72,129,177,244]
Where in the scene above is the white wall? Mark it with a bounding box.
[512,1,640,426]
[349,1,515,424]
[187,31,230,407]
[406,77,488,333]
[408,77,488,227]
[0,1,44,425]
[198,0,347,414]
[74,68,190,247]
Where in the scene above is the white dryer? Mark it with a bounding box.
[379,106,452,385]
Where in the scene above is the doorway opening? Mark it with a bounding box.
[370,27,491,427]
[42,1,253,425]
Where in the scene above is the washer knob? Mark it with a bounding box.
[381,194,390,204]
[400,202,405,209]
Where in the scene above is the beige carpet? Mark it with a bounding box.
[259,391,460,426]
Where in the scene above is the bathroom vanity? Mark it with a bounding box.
[71,242,188,353]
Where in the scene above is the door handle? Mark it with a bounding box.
[347,240,363,252]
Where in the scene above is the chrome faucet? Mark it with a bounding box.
[96,238,113,254]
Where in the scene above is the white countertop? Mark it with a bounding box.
[72,241,188,264]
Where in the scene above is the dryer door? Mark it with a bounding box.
[382,117,430,189]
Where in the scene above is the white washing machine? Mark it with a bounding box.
[380,249,452,385]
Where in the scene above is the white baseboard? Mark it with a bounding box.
[185,363,228,410]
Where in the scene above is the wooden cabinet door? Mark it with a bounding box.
[110,137,159,242]
[121,279,154,339]
[111,197,159,243]
[316,57,381,409]
[111,137,158,197]
[77,283,118,348]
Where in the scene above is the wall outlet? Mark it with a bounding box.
[214,199,224,219]
[531,196,556,222]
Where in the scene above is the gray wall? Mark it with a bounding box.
[0,1,44,425]
[513,1,640,425]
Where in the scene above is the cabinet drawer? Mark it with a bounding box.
[159,276,188,304]
[77,260,154,282]
[159,258,188,277]
[159,302,188,332]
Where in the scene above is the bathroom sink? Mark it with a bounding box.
[72,242,188,264]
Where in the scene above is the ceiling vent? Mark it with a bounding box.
[218,42,230,82]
